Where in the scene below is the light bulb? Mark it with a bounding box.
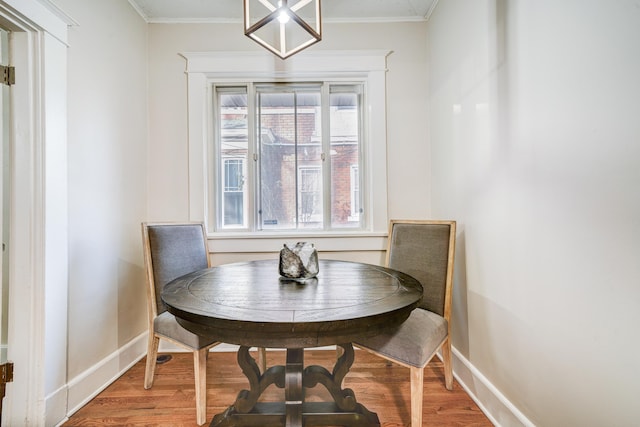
[278,10,290,24]
[277,0,290,24]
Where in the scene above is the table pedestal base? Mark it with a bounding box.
[210,344,380,427]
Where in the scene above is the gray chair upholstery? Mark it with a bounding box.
[142,222,220,425]
[354,220,456,427]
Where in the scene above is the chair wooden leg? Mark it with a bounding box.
[144,335,160,389]
[194,348,208,425]
[410,366,424,427]
[257,347,267,372]
[442,337,454,390]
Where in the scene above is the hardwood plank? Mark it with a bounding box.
[63,350,493,426]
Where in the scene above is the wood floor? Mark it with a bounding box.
[63,349,493,426]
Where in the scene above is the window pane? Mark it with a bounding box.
[330,88,361,228]
[223,159,244,226]
[299,167,322,224]
[258,89,322,230]
[219,90,248,229]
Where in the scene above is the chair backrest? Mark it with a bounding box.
[142,222,211,318]
[385,220,456,319]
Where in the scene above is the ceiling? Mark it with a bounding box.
[128,0,438,23]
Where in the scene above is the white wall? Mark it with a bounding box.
[428,1,640,425]
[55,0,149,418]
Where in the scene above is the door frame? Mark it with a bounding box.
[0,0,70,425]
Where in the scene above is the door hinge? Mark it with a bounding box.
[1,65,15,86]
[0,362,13,405]
[0,363,13,385]
[0,362,13,423]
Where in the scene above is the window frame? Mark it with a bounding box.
[182,50,390,253]
[215,82,365,232]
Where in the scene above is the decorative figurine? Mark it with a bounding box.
[279,242,319,280]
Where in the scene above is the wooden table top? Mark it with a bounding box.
[162,259,423,348]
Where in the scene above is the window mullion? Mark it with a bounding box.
[356,86,365,228]
[247,83,257,231]
[211,84,221,230]
[294,91,299,229]
[321,83,331,230]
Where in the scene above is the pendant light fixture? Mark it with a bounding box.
[244,0,322,59]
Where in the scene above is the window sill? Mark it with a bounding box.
[207,231,387,253]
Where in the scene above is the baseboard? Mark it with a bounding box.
[449,346,535,427]
[62,332,148,420]
[46,382,68,427]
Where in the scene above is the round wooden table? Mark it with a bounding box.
[162,259,423,427]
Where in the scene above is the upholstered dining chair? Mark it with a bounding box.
[142,222,220,425]
[142,222,268,425]
[354,219,457,427]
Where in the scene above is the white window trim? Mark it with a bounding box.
[181,50,390,252]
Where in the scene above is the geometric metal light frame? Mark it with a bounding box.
[244,0,322,59]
